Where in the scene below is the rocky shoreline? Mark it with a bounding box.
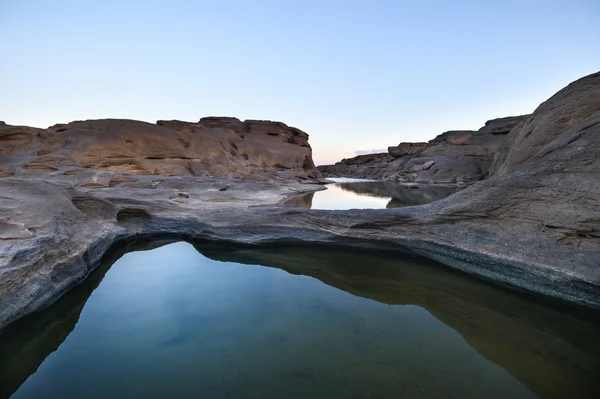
[1,71,599,329]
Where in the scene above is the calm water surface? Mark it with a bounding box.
[1,241,599,399]
[285,178,463,209]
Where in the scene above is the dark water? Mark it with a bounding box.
[285,178,463,209]
[1,241,599,399]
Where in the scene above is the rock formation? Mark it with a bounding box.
[316,152,393,179]
[336,152,393,165]
[318,114,528,183]
[388,142,428,158]
[1,117,321,181]
[0,71,599,334]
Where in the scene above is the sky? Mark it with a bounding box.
[1,0,599,165]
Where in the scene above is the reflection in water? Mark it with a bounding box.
[285,180,462,209]
[1,241,599,399]
[283,192,314,208]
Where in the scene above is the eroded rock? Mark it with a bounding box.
[319,115,530,183]
[2,117,320,181]
[388,142,428,158]
[0,72,599,333]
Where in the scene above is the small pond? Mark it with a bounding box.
[1,241,599,398]
[285,178,463,210]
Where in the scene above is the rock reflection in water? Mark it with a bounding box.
[201,244,600,399]
[0,238,174,399]
[283,192,314,208]
[285,180,462,210]
[1,240,599,399]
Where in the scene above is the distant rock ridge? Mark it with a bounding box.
[318,114,529,183]
[388,142,428,158]
[336,152,392,166]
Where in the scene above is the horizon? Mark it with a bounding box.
[2,0,599,165]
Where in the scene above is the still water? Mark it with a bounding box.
[285,178,463,210]
[1,241,599,399]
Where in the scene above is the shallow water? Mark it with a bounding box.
[1,241,599,399]
[285,179,463,209]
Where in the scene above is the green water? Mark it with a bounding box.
[1,241,599,398]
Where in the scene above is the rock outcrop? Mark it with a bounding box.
[2,117,320,181]
[478,115,529,135]
[318,114,529,183]
[388,142,428,158]
[336,152,393,165]
[316,152,393,179]
[0,71,599,336]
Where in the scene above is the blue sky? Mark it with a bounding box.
[1,0,598,165]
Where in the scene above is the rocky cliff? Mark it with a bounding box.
[0,117,321,181]
[318,114,528,183]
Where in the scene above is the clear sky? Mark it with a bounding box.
[1,0,598,165]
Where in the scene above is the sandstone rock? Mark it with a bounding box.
[318,162,390,179]
[319,153,394,177]
[337,152,392,166]
[2,117,320,181]
[0,160,15,178]
[477,115,529,135]
[406,157,436,173]
[156,119,203,133]
[0,222,34,239]
[447,133,471,145]
[0,124,45,156]
[491,74,600,176]
[198,116,245,136]
[428,130,475,145]
[0,72,599,337]
[319,115,530,183]
[388,142,428,158]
